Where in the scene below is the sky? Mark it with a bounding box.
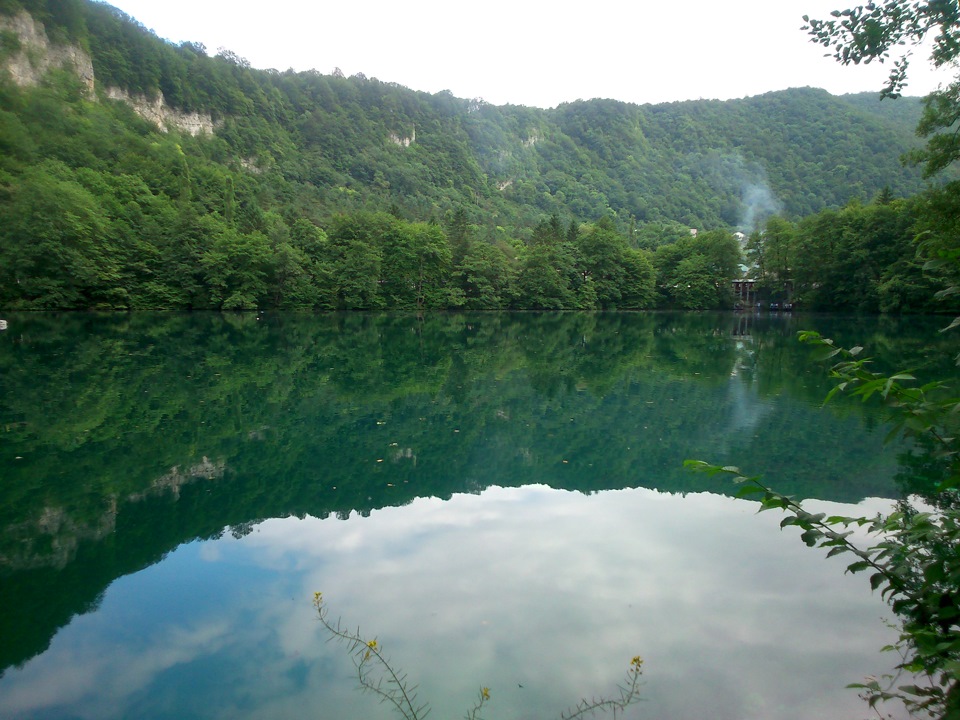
[101,0,954,108]
[0,485,902,719]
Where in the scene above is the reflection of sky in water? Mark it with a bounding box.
[0,486,906,720]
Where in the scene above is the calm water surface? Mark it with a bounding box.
[1,311,955,720]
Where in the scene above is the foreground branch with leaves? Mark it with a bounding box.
[689,330,960,719]
[312,592,645,719]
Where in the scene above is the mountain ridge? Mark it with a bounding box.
[0,0,937,229]
[0,0,950,312]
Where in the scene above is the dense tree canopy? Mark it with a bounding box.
[0,0,958,312]
[804,0,960,178]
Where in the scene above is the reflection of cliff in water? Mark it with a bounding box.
[0,311,951,677]
[2,457,226,572]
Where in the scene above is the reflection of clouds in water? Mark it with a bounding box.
[0,487,907,720]
[247,487,904,719]
[1,614,233,717]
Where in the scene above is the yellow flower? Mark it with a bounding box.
[313,591,323,608]
[481,687,490,700]
[630,656,643,668]
[367,640,377,649]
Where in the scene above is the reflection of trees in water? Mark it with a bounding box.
[0,311,938,675]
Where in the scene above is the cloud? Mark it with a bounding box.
[0,487,904,720]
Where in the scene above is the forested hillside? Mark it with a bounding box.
[0,0,953,311]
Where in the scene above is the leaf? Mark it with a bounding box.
[941,316,960,333]
[816,347,843,361]
[888,372,916,383]
[824,385,843,404]
[847,561,871,574]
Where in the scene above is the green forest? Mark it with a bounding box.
[1,0,959,313]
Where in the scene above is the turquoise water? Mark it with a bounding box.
[1,311,953,719]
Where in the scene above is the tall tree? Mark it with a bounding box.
[446,206,471,267]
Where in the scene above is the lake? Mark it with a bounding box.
[0,311,955,720]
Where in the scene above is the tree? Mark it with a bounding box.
[670,254,721,310]
[802,0,960,99]
[913,84,960,177]
[653,232,741,310]
[803,0,960,176]
[576,219,630,308]
[0,162,118,308]
[574,217,656,309]
[619,248,657,309]
[446,206,471,267]
[325,213,389,310]
[200,227,271,310]
[380,220,453,312]
[512,243,576,310]
[760,216,796,284]
[531,214,566,247]
[691,330,960,719]
[458,241,512,309]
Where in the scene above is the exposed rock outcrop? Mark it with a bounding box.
[0,11,95,95]
[1,457,225,570]
[1,10,218,136]
[104,86,219,136]
[129,456,226,502]
[389,127,416,147]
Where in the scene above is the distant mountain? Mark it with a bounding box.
[1,0,952,312]
[0,0,940,232]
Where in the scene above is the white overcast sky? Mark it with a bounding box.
[101,0,954,108]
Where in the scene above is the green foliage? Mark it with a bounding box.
[0,160,117,308]
[512,241,578,310]
[0,1,955,311]
[802,0,960,99]
[457,240,512,309]
[803,0,960,177]
[380,220,454,311]
[735,195,960,314]
[653,231,741,309]
[688,328,960,718]
[576,218,655,309]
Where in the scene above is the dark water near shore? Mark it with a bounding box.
[0,311,955,719]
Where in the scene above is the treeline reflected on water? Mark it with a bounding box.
[0,310,954,674]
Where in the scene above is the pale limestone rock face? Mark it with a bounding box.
[1,10,219,136]
[0,10,95,95]
[1,457,225,570]
[388,126,416,147]
[104,86,218,136]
